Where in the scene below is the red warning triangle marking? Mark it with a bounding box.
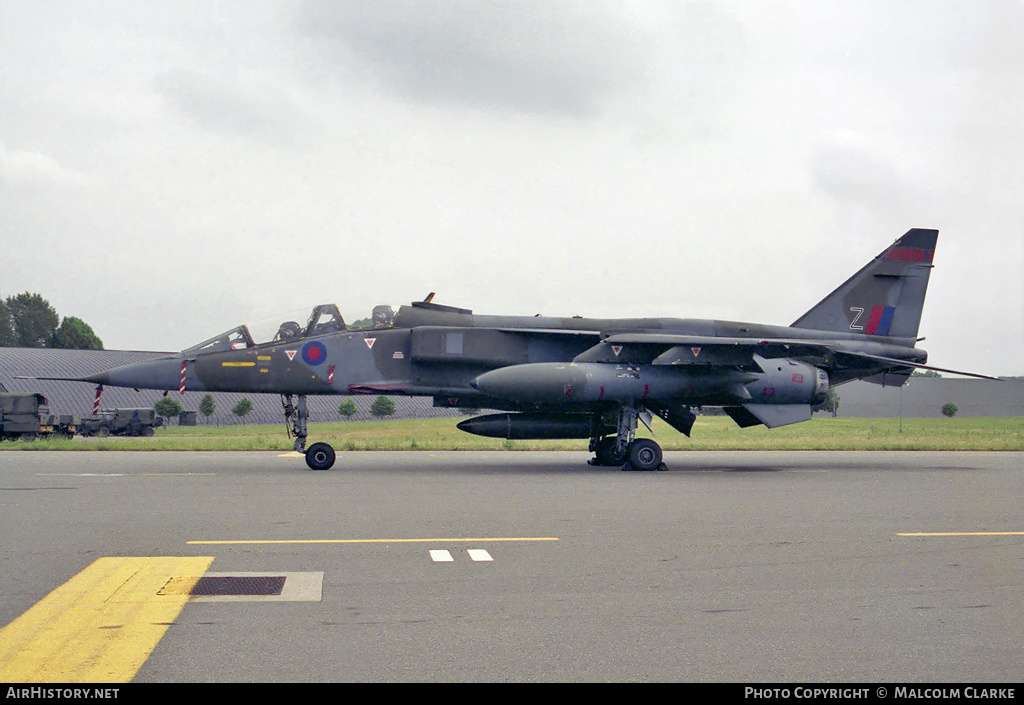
[285,350,297,361]
[364,338,376,349]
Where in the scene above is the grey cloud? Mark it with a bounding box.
[153,68,303,140]
[295,0,641,117]
[810,130,914,210]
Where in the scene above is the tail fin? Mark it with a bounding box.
[791,228,937,342]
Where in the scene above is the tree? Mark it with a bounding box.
[52,316,104,350]
[0,291,105,349]
[337,399,357,418]
[369,396,396,418]
[347,317,373,330]
[199,394,216,423]
[0,299,15,347]
[812,388,840,418]
[154,397,183,424]
[6,293,59,348]
[941,402,958,418]
[232,397,254,422]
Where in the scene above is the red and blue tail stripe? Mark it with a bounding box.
[864,305,896,335]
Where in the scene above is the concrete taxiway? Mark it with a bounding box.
[1,450,1021,682]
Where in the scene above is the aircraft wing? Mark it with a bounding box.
[573,333,998,380]
[573,333,835,366]
[497,327,601,335]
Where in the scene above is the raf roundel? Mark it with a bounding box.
[301,341,328,366]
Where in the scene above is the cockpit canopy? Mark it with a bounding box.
[182,303,396,355]
[276,304,346,341]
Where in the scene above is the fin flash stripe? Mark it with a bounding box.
[865,305,896,335]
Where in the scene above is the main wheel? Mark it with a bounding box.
[305,442,336,471]
[626,438,663,471]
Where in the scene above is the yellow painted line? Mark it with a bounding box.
[898,531,1024,536]
[0,556,213,683]
[189,537,559,545]
[221,361,255,367]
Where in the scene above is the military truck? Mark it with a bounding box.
[1,393,76,441]
[78,408,160,437]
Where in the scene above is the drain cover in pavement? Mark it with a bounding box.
[190,575,286,596]
[159,571,323,602]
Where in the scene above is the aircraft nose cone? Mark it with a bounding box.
[86,357,186,391]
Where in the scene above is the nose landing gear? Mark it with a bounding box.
[283,394,337,470]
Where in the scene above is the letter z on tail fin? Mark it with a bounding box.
[791,228,937,342]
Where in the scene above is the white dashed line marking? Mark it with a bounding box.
[430,549,493,562]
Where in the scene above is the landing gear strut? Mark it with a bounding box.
[589,403,666,471]
[283,394,336,470]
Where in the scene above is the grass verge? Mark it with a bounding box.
[1,416,1021,451]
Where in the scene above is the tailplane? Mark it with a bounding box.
[791,228,937,342]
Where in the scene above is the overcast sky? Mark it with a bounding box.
[1,1,1021,375]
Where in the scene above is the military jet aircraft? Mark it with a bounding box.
[55,228,994,471]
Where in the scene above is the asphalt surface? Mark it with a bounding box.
[1,450,1021,682]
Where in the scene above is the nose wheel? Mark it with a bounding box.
[305,442,336,471]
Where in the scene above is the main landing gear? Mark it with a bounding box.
[283,394,336,470]
[588,403,667,471]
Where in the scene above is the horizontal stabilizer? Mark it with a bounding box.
[834,351,999,381]
[862,369,913,387]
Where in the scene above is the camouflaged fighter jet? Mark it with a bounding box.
[64,228,994,471]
